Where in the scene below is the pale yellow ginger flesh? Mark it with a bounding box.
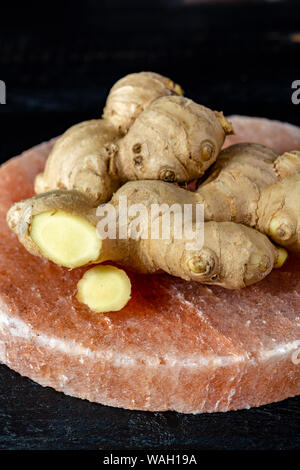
[76,265,131,313]
[274,247,289,268]
[30,210,102,269]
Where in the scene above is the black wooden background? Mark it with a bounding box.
[0,0,299,451]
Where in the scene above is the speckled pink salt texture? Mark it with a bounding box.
[225,115,300,153]
[0,119,299,413]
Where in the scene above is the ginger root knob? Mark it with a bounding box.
[274,247,288,269]
[269,217,296,243]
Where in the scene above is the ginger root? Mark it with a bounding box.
[7,190,104,266]
[195,143,300,252]
[77,265,131,313]
[7,189,284,289]
[103,71,183,134]
[7,71,298,294]
[116,96,233,183]
[35,120,121,204]
[102,139,300,253]
[257,173,300,252]
[35,97,232,204]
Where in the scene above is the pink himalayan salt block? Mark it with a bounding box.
[0,119,299,414]
[225,115,300,154]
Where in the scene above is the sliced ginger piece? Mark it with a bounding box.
[30,210,102,269]
[76,265,131,313]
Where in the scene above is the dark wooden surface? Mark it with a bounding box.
[0,1,299,450]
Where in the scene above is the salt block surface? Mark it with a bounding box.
[225,115,300,153]
[0,121,299,413]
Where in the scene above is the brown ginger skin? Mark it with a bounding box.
[103,71,183,134]
[257,173,300,253]
[35,120,121,204]
[274,150,300,179]
[111,143,300,251]
[35,97,233,204]
[13,141,297,287]
[195,143,300,251]
[116,96,233,183]
[7,188,281,290]
[196,143,279,226]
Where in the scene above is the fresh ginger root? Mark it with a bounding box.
[77,265,131,313]
[7,72,298,294]
[195,143,300,252]
[103,71,183,134]
[35,97,232,204]
[257,173,300,253]
[115,96,233,183]
[7,189,284,289]
[34,120,121,204]
[197,143,279,226]
[102,139,300,253]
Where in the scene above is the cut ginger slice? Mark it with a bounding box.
[77,265,131,312]
[30,210,102,268]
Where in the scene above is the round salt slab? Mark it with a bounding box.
[0,119,299,413]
